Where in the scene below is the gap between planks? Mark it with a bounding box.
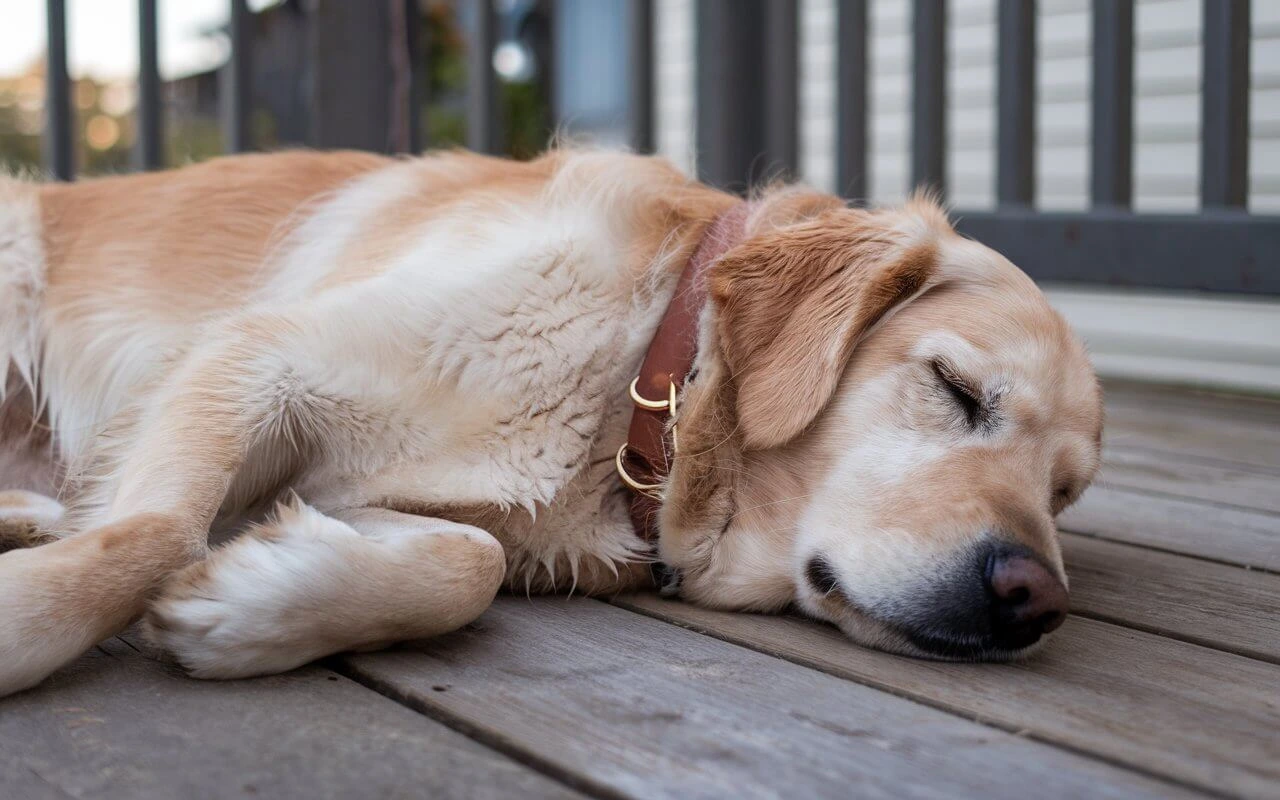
[1100,443,1280,514]
[1060,484,1280,572]
[1103,399,1280,472]
[1061,531,1280,664]
[2,634,585,800]
[326,657,632,800]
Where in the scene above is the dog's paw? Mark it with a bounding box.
[0,490,64,553]
[144,501,360,680]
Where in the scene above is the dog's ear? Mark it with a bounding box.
[711,208,941,450]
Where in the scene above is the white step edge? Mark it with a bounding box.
[1043,285,1280,397]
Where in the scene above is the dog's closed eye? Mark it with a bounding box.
[930,358,987,429]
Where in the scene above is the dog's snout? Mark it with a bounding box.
[800,540,1068,659]
[881,540,1070,658]
[984,544,1069,642]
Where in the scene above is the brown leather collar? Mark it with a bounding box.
[617,201,750,542]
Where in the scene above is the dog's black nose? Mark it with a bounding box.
[984,544,1069,646]
[805,554,843,596]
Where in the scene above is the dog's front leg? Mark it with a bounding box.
[145,502,506,679]
[0,321,292,696]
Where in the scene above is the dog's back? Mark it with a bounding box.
[2,153,391,467]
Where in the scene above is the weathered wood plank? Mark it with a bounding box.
[1061,484,1280,570]
[1103,414,1280,473]
[612,595,1279,798]
[1062,532,1280,663]
[1104,380,1280,429]
[0,636,580,800]
[1103,384,1280,472]
[1102,444,1280,514]
[340,598,1195,800]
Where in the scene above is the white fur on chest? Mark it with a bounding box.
[262,184,672,572]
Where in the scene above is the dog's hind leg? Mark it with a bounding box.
[0,317,309,697]
[144,501,505,679]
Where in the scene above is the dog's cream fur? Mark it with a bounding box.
[0,149,1102,696]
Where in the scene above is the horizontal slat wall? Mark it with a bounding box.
[654,0,696,176]
[649,0,1276,293]
[663,0,1280,214]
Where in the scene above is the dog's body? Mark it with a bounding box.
[0,149,1102,696]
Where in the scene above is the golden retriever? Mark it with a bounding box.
[0,149,1101,695]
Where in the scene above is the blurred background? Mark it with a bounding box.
[1,0,1277,392]
[0,0,565,169]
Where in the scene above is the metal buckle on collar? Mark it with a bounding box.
[615,376,679,499]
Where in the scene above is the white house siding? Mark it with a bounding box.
[658,0,1280,212]
[653,0,1280,395]
[655,0,697,177]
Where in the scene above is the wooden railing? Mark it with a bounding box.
[38,0,1278,294]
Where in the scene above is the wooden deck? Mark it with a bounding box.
[3,381,1278,800]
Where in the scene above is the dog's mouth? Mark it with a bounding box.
[894,623,1047,661]
[802,584,1052,663]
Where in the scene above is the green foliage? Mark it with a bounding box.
[419,1,552,158]
[503,80,551,161]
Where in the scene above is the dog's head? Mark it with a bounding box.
[659,190,1102,661]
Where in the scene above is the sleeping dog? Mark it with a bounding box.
[0,149,1101,695]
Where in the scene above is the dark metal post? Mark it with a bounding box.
[406,0,425,152]
[628,0,654,153]
[836,0,869,201]
[306,0,395,151]
[996,0,1034,206]
[911,0,946,195]
[696,0,767,191]
[388,0,421,152]
[135,0,163,169]
[467,0,500,154]
[222,0,253,153]
[1200,0,1250,209]
[765,0,799,178]
[44,0,74,180]
[1090,0,1133,208]
[531,0,557,142]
